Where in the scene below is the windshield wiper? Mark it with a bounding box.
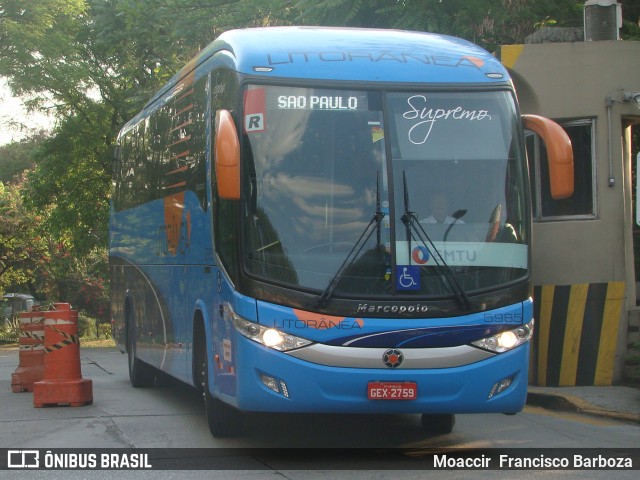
[400,171,471,310]
[317,172,385,308]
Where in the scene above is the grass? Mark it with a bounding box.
[0,336,116,349]
[80,337,116,348]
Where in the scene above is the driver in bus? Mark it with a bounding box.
[421,192,464,224]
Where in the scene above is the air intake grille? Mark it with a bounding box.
[584,1,622,41]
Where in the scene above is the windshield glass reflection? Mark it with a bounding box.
[242,85,391,295]
[241,85,528,299]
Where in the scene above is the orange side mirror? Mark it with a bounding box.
[215,109,240,200]
[523,114,574,200]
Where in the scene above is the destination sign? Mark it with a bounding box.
[276,94,364,111]
[244,86,371,134]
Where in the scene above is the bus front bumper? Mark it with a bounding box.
[225,336,529,415]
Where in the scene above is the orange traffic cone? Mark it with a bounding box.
[11,307,45,392]
[33,303,93,407]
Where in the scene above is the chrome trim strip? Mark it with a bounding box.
[285,343,494,369]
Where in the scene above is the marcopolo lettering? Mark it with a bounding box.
[356,303,429,314]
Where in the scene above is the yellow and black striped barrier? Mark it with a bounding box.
[531,281,625,386]
[44,325,79,354]
[11,310,45,392]
[33,303,93,407]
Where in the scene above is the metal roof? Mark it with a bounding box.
[215,26,507,84]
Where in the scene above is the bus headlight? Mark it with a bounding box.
[471,320,534,353]
[231,310,313,352]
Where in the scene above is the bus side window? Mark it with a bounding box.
[212,68,240,279]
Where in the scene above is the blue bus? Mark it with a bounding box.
[110,27,573,437]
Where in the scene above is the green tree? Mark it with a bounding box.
[1,0,296,256]
[0,0,91,113]
[0,172,109,318]
[295,0,640,49]
[0,132,47,183]
[0,179,47,296]
[294,0,588,51]
[1,0,112,255]
[0,0,297,317]
[621,0,640,40]
[23,114,112,253]
[37,240,109,322]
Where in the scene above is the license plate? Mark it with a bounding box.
[367,381,417,400]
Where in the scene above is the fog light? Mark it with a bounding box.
[259,373,290,398]
[488,376,513,399]
[260,374,280,394]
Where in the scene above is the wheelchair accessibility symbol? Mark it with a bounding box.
[396,266,420,291]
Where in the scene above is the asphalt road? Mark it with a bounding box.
[0,346,638,479]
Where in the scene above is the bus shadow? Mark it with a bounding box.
[155,376,457,448]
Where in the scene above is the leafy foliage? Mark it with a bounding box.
[621,0,640,41]
[0,0,298,319]
[0,314,21,342]
[1,0,298,257]
[0,132,47,183]
[295,0,587,51]
[0,180,47,296]
[23,113,112,254]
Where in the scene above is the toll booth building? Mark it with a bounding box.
[498,34,640,386]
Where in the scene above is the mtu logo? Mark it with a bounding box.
[412,246,430,264]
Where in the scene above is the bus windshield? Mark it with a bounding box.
[241,84,528,299]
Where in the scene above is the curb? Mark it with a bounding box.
[526,390,640,424]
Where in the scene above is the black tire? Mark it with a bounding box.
[127,313,155,388]
[197,333,240,437]
[421,413,455,434]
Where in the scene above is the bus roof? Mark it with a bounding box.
[144,27,509,111]
[220,27,506,82]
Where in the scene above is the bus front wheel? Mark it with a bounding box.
[421,413,455,434]
[198,341,239,437]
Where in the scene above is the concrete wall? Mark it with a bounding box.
[499,41,640,385]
